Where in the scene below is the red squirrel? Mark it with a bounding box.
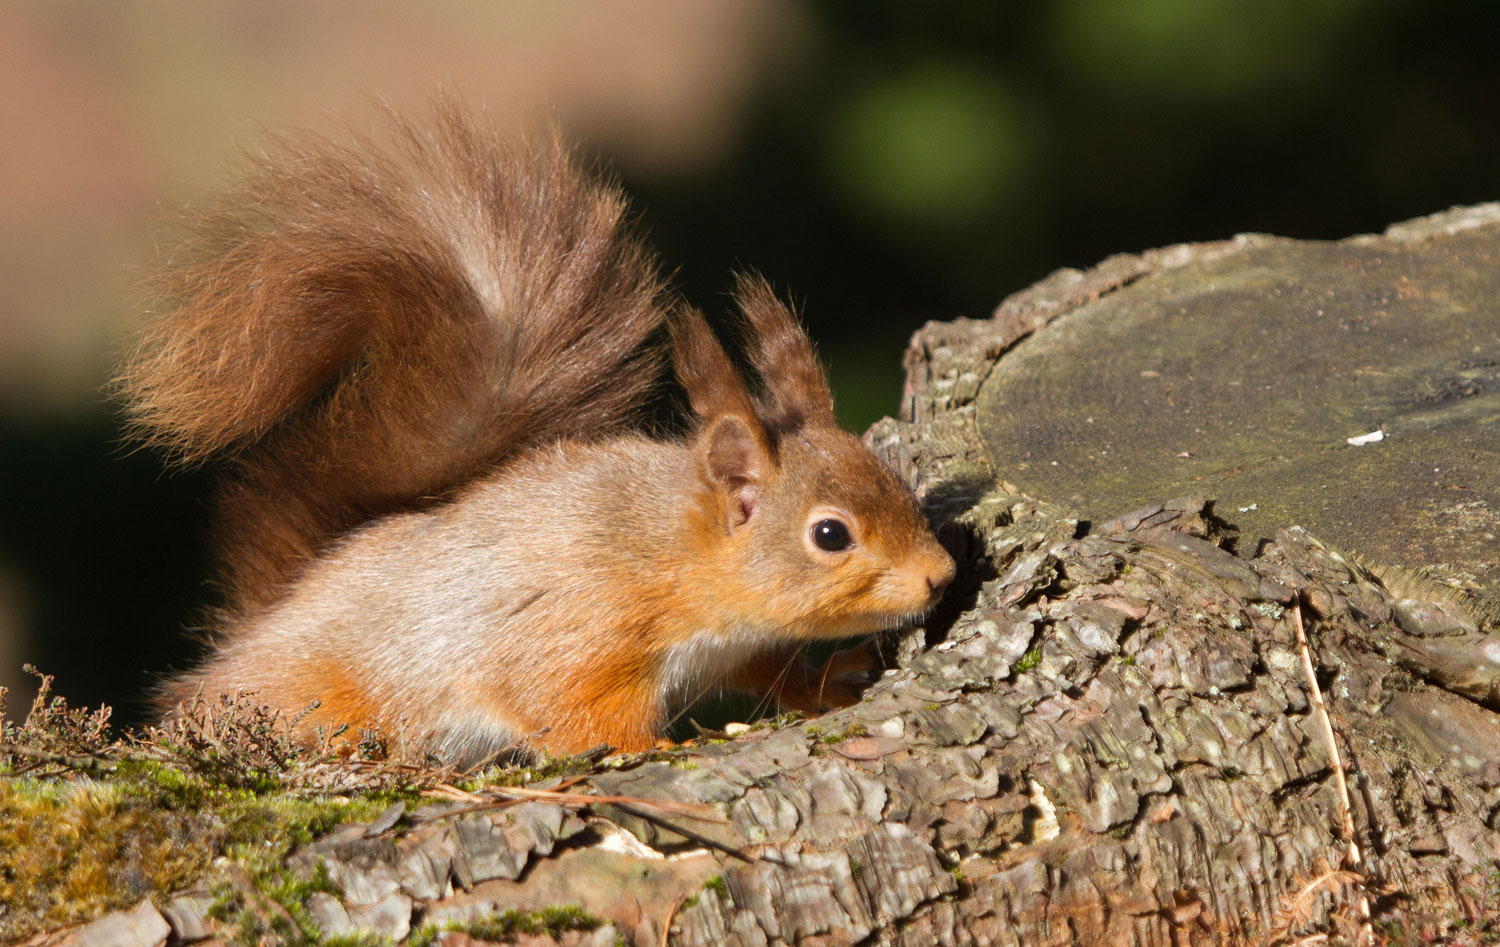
[119,102,955,761]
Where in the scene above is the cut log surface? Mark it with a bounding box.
[50,206,1500,945]
[972,203,1500,611]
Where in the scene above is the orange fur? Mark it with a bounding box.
[552,642,664,754]
[123,101,955,762]
[285,660,383,744]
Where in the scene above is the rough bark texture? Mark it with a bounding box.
[31,206,1500,946]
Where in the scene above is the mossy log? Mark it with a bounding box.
[18,205,1500,946]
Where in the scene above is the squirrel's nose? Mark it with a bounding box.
[925,553,957,597]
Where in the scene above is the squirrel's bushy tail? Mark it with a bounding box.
[118,101,670,616]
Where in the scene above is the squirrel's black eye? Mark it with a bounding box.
[811,518,853,552]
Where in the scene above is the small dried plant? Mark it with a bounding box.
[1266,857,1368,944]
[1,666,470,795]
[0,666,117,775]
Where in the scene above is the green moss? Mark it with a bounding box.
[409,906,604,946]
[750,711,804,732]
[204,880,237,922]
[198,858,349,946]
[279,859,342,902]
[0,778,214,941]
[1013,647,1043,673]
[465,748,611,790]
[324,935,395,947]
[694,873,733,909]
[0,671,507,944]
[0,751,402,942]
[260,867,327,942]
[817,723,867,744]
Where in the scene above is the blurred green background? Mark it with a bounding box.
[2,0,1497,723]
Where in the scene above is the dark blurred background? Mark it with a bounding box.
[2,0,1497,725]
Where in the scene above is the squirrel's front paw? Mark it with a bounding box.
[734,639,887,715]
[776,638,885,713]
[821,637,883,680]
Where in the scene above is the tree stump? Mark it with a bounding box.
[24,206,1500,946]
[641,203,1500,944]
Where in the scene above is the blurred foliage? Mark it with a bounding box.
[825,62,1028,230]
[627,0,1499,428]
[1049,0,1377,100]
[5,0,1500,723]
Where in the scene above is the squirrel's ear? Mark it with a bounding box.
[734,273,836,433]
[701,414,766,528]
[673,307,773,529]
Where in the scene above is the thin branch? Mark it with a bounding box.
[1290,597,1371,931]
[609,801,755,864]
[421,779,756,863]
[421,778,727,823]
[661,892,688,947]
[0,742,118,774]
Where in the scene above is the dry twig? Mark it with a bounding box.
[661,893,688,947]
[1289,598,1372,938]
[421,777,754,863]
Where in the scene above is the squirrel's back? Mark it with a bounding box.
[118,102,671,617]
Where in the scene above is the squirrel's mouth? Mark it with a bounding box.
[875,581,949,622]
[805,599,943,638]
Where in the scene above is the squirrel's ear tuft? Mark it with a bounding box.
[701,415,766,527]
[671,307,758,422]
[734,273,836,433]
